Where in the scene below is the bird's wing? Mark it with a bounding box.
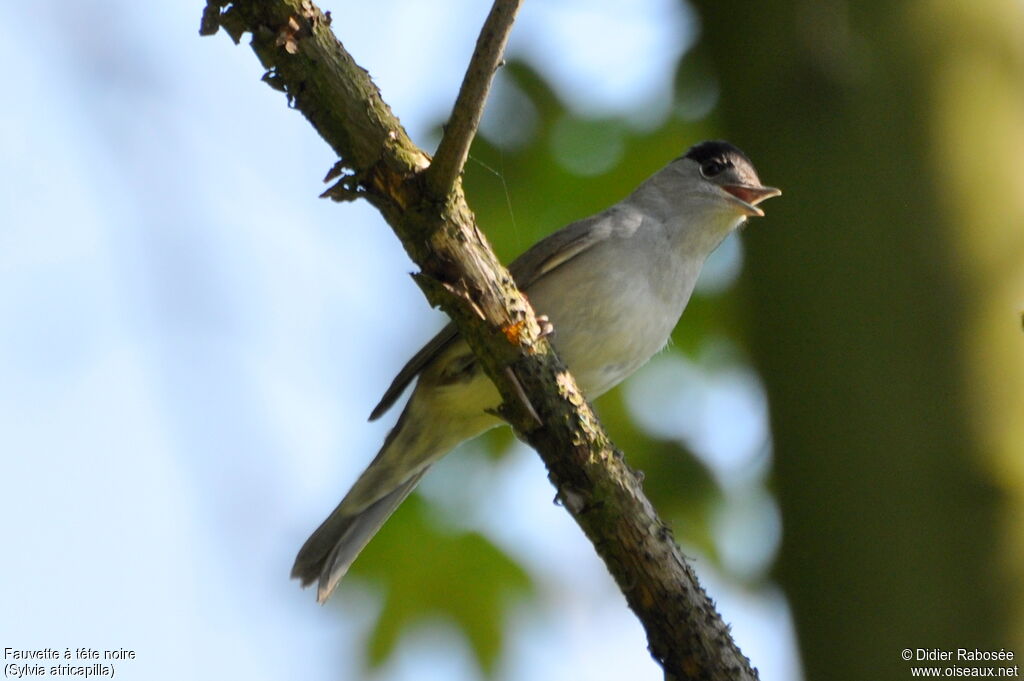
[505,212,618,288]
[368,322,459,420]
[368,210,626,420]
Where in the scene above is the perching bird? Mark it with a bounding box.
[292,140,780,602]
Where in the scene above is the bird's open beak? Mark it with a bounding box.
[722,184,782,217]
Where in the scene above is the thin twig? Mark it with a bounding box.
[424,0,523,198]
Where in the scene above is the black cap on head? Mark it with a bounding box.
[679,140,767,187]
[682,140,752,167]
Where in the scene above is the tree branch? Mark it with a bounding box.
[201,1,758,679]
[424,0,522,199]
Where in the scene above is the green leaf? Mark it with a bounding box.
[346,494,532,675]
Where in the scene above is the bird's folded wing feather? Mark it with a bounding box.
[368,211,626,420]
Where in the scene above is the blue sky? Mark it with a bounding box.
[0,2,800,679]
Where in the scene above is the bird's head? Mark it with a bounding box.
[675,140,781,219]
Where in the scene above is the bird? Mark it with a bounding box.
[292,140,781,603]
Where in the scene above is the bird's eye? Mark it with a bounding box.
[700,159,729,178]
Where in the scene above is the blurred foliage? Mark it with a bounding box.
[345,494,531,674]
[463,60,708,262]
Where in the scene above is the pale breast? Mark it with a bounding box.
[526,239,699,399]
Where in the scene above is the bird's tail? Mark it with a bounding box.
[290,466,426,603]
[292,376,500,603]
[291,399,444,603]
[292,402,431,602]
